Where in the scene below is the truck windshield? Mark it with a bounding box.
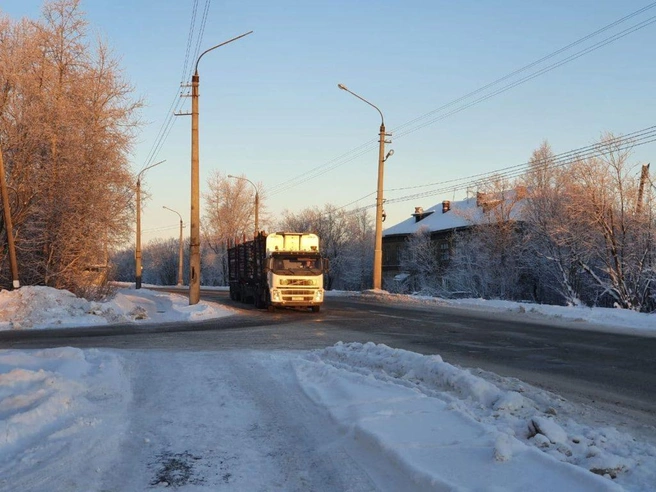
[270,257,322,275]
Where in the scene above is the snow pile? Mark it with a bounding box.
[0,347,130,491]
[0,286,233,330]
[296,342,656,491]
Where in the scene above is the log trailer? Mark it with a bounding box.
[228,232,328,312]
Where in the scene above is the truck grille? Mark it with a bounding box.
[280,289,315,301]
[282,279,315,286]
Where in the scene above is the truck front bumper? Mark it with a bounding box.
[270,288,323,306]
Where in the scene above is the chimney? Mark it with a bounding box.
[412,206,424,223]
[515,185,527,200]
[442,200,451,213]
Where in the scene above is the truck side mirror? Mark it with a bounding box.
[323,258,330,273]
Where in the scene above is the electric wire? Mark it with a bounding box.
[181,0,199,83]
[139,0,212,174]
[392,2,656,134]
[267,4,656,197]
[328,126,656,217]
[386,129,656,206]
[386,126,656,193]
[394,15,656,140]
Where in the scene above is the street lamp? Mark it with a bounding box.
[228,174,259,237]
[188,30,253,305]
[338,83,391,290]
[135,159,166,289]
[163,206,184,286]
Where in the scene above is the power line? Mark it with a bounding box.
[267,3,656,196]
[386,126,656,194]
[384,128,656,205]
[395,15,656,140]
[139,1,211,172]
[329,126,656,217]
[181,0,199,84]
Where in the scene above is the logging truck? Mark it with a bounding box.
[228,232,328,312]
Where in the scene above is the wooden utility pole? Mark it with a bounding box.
[0,146,19,289]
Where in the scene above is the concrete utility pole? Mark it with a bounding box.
[0,146,19,289]
[338,84,392,290]
[163,206,184,286]
[636,163,650,215]
[135,160,166,289]
[188,31,253,305]
[228,174,259,237]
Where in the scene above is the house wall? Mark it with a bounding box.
[382,229,458,282]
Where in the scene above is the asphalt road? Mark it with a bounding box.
[2,289,655,435]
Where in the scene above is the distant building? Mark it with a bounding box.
[382,190,526,291]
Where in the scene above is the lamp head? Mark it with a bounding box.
[384,149,394,161]
[227,174,235,178]
[337,83,347,91]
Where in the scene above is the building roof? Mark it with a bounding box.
[383,193,525,237]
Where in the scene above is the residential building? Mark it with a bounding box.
[382,190,526,292]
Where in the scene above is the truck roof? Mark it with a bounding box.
[266,232,319,254]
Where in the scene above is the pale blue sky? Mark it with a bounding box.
[3,1,655,243]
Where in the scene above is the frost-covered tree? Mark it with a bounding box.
[398,226,443,295]
[277,204,374,290]
[0,0,142,294]
[443,178,529,300]
[521,142,586,306]
[564,134,654,311]
[519,134,655,311]
[201,170,267,286]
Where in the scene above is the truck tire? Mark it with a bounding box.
[254,289,263,309]
[311,306,321,313]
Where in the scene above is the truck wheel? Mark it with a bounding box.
[311,306,321,313]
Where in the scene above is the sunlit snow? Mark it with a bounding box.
[0,286,654,491]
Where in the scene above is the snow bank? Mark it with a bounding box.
[0,286,234,330]
[0,348,130,490]
[295,342,655,491]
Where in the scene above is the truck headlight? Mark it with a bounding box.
[314,290,323,302]
[272,289,281,302]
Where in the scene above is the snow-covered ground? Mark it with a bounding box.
[0,286,655,491]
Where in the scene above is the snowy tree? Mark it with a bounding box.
[519,134,655,311]
[564,134,654,311]
[521,142,586,306]
[443,178,529,300]
[398,226,443,295]
[277,204,374,290]
[0,0,142,294]
[201,171,267,286]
